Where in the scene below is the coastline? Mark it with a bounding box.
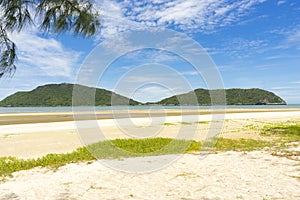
[0,108,300,199]
[1,108,300,158]
[1,107,300,125]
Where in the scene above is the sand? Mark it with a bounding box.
[0,151,299,199]
[1,109,300,158]
[0,109,300,199]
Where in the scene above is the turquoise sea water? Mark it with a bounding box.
[0,105,300,113]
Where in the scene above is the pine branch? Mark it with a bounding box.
[0,0,100,77]
[36,0,100,37]
[1,0,34,32]
[0,25,17,78]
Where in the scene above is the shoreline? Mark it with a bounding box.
[0,108,300,125]
[0,109,300,158]
[1,109,300,199]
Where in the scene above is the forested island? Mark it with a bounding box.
[0,83,286,107]
[155,88,286,106]
[0,83,139,107]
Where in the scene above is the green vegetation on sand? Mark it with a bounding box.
[1,122,299,177]
[262,124,300,142]
[0,138,199,177]
[0,137,280,178]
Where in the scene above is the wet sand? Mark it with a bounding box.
[1,108,299,125]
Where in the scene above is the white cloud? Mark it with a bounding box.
[127,0,252,30]
[215,38,269,58]
[132,85,174,102]
[180,71,199,76]
[285,30,300,49]
[110,64,195,102]
[94,0,144,40]
[1,4,82,78]
[10,30,82,77]
[122,49,182,63]
[277,0,286,5]
[95,0,267,40]
[271,26,300,50]
[0,26,83,99]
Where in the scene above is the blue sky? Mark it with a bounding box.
[0,0,300,103]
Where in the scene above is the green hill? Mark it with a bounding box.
[0,83,140,107]
[155,88,286,105]
[0,84,286,107]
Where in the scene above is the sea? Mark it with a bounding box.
[0,104,300,113]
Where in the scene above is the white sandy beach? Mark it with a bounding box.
[1,110,300,158]
[0,109,300,199]
[0,151,299,199]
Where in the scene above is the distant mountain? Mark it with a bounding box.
[0,83,140,107]
[153,88,286,105]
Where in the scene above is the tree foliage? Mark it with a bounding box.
[0,83,140,106]
[156,88,286,105]
[0,0,100,77]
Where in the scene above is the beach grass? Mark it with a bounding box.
[0,123,300,177]
[163,122,176,126]
[178,122,193,125]
[195,121,210,124]
[1,123,299,178]
[0,138,200,177]
[261,123,300,154]
[213,138,271,151]
[0,137,279,178]
[262,124,300,141]
[87,138,201,159]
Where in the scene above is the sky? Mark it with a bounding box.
[0,0,300,103]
